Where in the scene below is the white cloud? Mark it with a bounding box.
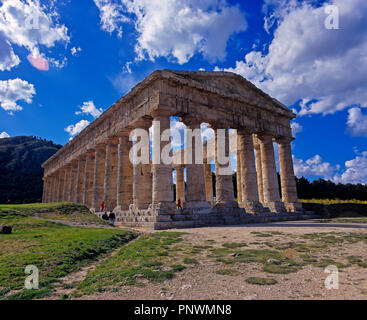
[0,36,20,71]
[0,0,70,70]
[122,61,132,74]
[0,132,10,138]
[0,79,36,114]
[75,101,103,118]
[94,0,247,64]
[334,151,367,184]
[347,107,367,138]
[170,118,185,149]
[291,121,303,136]
[220,0,367,116]
[65,120,90,137]
[93,0,128,38]
[293,154,340,180]
[70,46,82,56]
[48,56,68,69]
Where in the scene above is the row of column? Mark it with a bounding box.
[174,130,301,213]
[43,115,300,213]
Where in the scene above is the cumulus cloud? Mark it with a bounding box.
[0,36,20,71]
[170,118,186,149]
[347,107,367,138]
[0,79,36,114]
[0,132,10,139]
[75,101,103,118]
[291,121,303,136]
[334,151,367,184]
[0,0,70,70]
[65,120,90,137]
[293,154,340,180]
[93,0,128,38]
[94,0,247,64]
[220,0,367,116]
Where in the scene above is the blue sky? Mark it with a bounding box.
[0,0,366,184]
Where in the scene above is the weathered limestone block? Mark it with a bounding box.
[104,140,119,211]
[91,147,106,211]
[115,135,133,211]
[182,117,207,204]
[57,169,65,202]
[258,134,285,213]
[175,165,185,203]
[75,158,86,204]
[83,152,95,207]
[204,163,213,205]
[132,122,152,210]
[277,138,302,212]
[255,143,264,204]
[203,140,213,206]
[63,167,70,202]
[236,137,242,204]
[152,113,174,206]
[238,130,263,213]
[214,128,236,208]
[69,161,78,203]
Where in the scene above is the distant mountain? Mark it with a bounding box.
[0,136,62,204]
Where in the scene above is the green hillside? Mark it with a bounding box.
[0,136,62,204]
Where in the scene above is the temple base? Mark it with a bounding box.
[94,203,317,230]
[239,201,264,214]
[263,201,286,213]
[284,202,303,213]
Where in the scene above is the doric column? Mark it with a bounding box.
[48,176,53,202]
[204,163,213,205]
[203,141,213,205]
[238,130,263,213]
[63,167,70,202]
[75,158,86,204]
[83,151,95,208]
[53,172,59,202]
[255,143,264,204]
[181,117,206,203]
[104,139,119,211]
[151,113,174,205]
[132,121,152,209]
[214,127,236,207]
[175,165,185,203]
[57,169,65,202]
[258,134,285,212]
[69,161,78,203]
[115,135,133,211]
[277,137,302,212]
[236,134,242,204]
[92,146,106,211]
[42,179,46,203]
[42,178,47,203]
[51,174,57,202]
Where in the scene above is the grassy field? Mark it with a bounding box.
[1,201,367,300]
[0,203,137,300]
[0,202,106,225]
[74,232,187,297]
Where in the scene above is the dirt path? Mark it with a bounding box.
[77,221,367,300]
[44,235,143,300]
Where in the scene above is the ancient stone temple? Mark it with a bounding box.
[42,70,312,229]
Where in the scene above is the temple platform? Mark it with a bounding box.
[95,207,318,230]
